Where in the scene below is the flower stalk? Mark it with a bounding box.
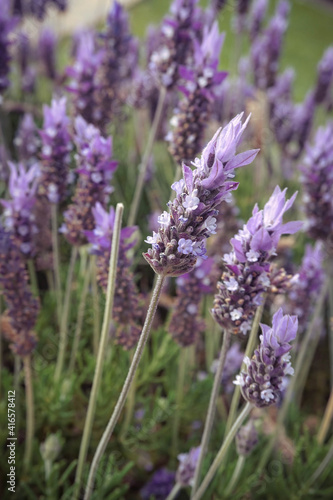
[23,355,34,472]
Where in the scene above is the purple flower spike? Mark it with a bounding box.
[234,308,297,408]
[1,162,40,257]
[141,468,175,500]
[0,1,17,94]
[212,186,302,335]
[211,342,244,394]
[39,96,72,203]
[314,46,333,105]
[144,113,259,277]
[176,446,201,487]
[14,113,40,163]
[86,203,143,350]
[249,0,268,40]
[39,29,57,80]
[236,420,258,456]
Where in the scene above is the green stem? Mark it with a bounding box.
[224,455,245,496]
[298,437,333,498]
[224,297,266,437]
[91,256,100,356]
[328,268,333,386]
[192,403,252,500]
[23,355,34,473]
[192,329,232,496]
[54,246,78,382]
[172,347,189,458]
[51,203,62,326]
[68,257,91,373]
[166,482,182,500]
[27,259,39,298]
[127,86,167,226]
[83,274,166,500]
[317,385,333,445]
[119,352,137,440]
[74,204,124,500]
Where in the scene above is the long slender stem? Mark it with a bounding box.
[128,86,167,226]
[74,204,124,499]
[54,246,78,382]
[68,257,91,372]
[224,297,266,437]
[224,455,245,496]
[23,355,34,473]
[192,329,231,496]
[51,203,62,326]
[91,256,100,356]
[27,259,39,298]
[317,385,333,445]
[166,482,182,500]
[84,274,166,500]
[172,347,189,458]
[192,403,252,500]
[119,352,137,440]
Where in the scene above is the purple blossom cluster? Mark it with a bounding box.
[86,203,143,350]
[167,22,227,164]
[38,96,72,204]
[0,226,39,356]
[12,0,67,20]
[14,113,40,163]
[16,32,36,94]
[314,46,333,106]
[211,342,244,394]
[60,116,118,246]
[176,446,201,487]
[144,113,258,277]
[1,162,40,257]
[212,186,302,335]
[234,308,297,407]
[141,468,175,500]
[236,419,259,456]
[300,121,333,253]
[169,257,214,346]
[0,0,17,94]
[39,29,57,81]
[283,243,324,335]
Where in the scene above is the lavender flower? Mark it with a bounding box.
[86,203,143,350]
[249,0,268,40]
[141,468,175,500]
[144,113,259,277]
[283,243,324,335]
[60,116,117,246]
[15,0,67,20]
[67,30,105,125]
[0,1,17,94]
[314,46,333,105]
[211,342,244,393]
[39,29,57,80]
[0,226,39,356]
[14,113,40,163]
[39,96,72,203]
[167,22,227,164]
[212,186,302,335]
[1,162,40,257]
[176,446,201,487]
[233,0,252,34]
[300,121,333,252]
[169,257,214,346]
[236,420,259,456]
[234,308,297,407]
[149,0,200,89]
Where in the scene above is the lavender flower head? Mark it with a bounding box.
[141,468,175,500]
[144,113,259,277]
[39,28,57,80]
[249,0,268,41]
[39,96,72,203]
[1,162,40,257]
[167,22,227,164]
[86,203,143,350]
[60,116,117,246]
[0,0,17,95]
[314,46,333,105]
[211,342,244,393]
[236,419,259,456]
[234,308,297,407]
[300,121,333,252]
[212,186,302,335]
[14,113,40,163]
[176,446,201,487]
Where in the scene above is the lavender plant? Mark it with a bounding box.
[0,0,17,95]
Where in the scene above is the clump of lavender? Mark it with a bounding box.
[60,116,118,247]
[14,113,40,163]
[212,186,302,335]
[0,1,17,95]
[169,257,214,346]
[141,468,175,500]
[300,121,333,253]
[284,243,324,335]
[314,46,333,105]
[149,0,200,89]
[86,203,143,350]
[167,22,227,164]
[211,342,244,393]
[0,226,39,356]
[67,30,105,125]
[1,162,40,257]
[144,113,259,277]
[38,96,72,203]
[176,446,201,487]
[236,419,259,456]
[39,28,57,81]
[234,308,297,407]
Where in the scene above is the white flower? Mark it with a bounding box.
[246,249,260,262]
[203,216,217,234]
[224,277,238,292]
[178,238,193,255]
[186,303,197,314]
[233,375,244,387]
[183,190,200,211]
[158,211,170,226]
[261,389,274,402]
[144,231,159,244]
[258,272,270,287]
[230,308,243,321]
[240,321,251,335]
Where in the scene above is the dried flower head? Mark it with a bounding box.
[176,446,201,487]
